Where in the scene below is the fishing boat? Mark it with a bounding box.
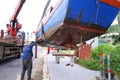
[35,0,120,48]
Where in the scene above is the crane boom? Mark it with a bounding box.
[10,0,26,21]
[7,0,26,37]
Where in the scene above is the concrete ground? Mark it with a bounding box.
[46,54,100,80]
[2,47,119,80]
[17,48,100,80]
[16,48,119,80]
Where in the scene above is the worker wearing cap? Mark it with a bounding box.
[21,38,40,80]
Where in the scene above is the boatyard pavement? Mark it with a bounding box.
[46,54,100,80]
[17,50,100,80]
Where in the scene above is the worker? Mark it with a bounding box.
[65,48,75,67]
[20,38,41,80]
[47,47,50,54]
[57,47,60,52]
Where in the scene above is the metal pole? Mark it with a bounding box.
[103,54,106,80]
[108,54,111,80]
[0,30,4,38]
[35,44,37,58]
[99,53,106,80]
[99,53,103,80]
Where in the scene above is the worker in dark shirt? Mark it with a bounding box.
[21,38,40,80]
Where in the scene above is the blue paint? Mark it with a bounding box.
[36,0,120,40]
[36,0,69,39]
[67,0,119,28]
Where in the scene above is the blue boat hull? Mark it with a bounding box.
[35,0,120,48]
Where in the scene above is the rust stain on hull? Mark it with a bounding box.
[43,21,105,48]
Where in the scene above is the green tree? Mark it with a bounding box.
[107,24,120,33]
[106,24,120,45]
[117,12,120,24]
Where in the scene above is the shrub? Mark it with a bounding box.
[76,44,120,77]
[110,46,120,77]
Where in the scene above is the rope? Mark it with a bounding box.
[41,23,44,39]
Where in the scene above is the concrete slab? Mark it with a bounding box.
[46,54,100,80]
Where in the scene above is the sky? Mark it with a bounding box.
[0,0,56,33]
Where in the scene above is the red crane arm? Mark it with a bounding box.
[10,0,26,21]
[7,0,26,37]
